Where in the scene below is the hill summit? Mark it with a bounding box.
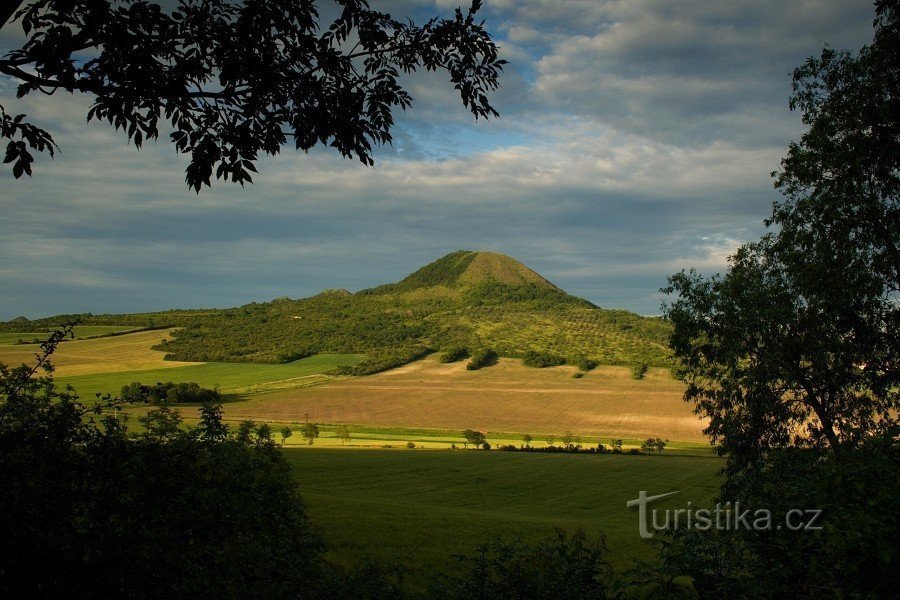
[385,250,560,292]
[5,251,672,371]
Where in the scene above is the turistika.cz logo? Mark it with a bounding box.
[626,491,824,539]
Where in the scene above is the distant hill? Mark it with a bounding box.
[1,251,672,372]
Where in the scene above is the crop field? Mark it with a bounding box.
[285,447,723,594]
[221,355,706,442]
[0,329,195,376]
[0,325,138,345]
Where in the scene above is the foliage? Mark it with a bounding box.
[611,439,624,453]
[280,425,292,444]
[640,437,667,454]
[336,424,351,445]
[466,347,498,370]
[659,7,900,599]
[120,380,221,404]
[462,428,487,449]
[439,346,470,363]
[301,422,320,445]
[406,441,416,449]
[572,354,599,372]
[631,362,648,380]
[522,349,567,368]
[561,430,578,450]
[522,433,533,447]
[429,529,624,599]
[1,252,673,370]
[657,436,899,599]
[0,0,504,189]
[0,329,327,598]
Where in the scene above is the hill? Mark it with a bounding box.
[2,251,672,371]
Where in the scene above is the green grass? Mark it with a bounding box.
[57,353,363,397]
[0,325,137,345]
[284,448,722,594]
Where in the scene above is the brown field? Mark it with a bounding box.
[222,355,708,442]
[0,328,195,376]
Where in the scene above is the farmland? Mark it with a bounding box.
[0,324,138,345]
[220,354,706,442]
[285,448,723,594]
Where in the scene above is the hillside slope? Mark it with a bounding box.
[2,251,672,370]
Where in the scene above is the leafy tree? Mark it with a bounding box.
[544,434,556,447]
[280,425,293,445]
[561,430,576,450]
[462,428,486,449]
[522,433,533,448]
[0,328,328,597]
[611,439,623,453]
[0,0,504,190]
[301,422,320,446]
[336,424,351,445]
[658,5,899,598]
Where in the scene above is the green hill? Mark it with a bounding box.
[3,251,672,372]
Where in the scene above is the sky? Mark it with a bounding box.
[0,0,879,319]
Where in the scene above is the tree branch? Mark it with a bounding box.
[0,0,26,32]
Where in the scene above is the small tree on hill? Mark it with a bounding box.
[612,439,624,453]
[336,425,351,446]
[301,423,320,446]
[561,431,577,450]
[545,435,556,447]
[522,433,533,448]
[279,426,292,445]
[463,428,486,449]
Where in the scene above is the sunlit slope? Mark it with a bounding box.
[218,354,706,442]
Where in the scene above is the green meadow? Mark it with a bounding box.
[57,353,363,397]
[284,447,723,594]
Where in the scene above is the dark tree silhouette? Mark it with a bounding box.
[0,0,504,190]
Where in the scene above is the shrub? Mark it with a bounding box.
[522,350,566,368]
[121,381,221,405]
[572,371,584,378]
[406,441,416,449]
[466,348,498,370]
[570,354,598,371]
[439,346,469,363]
[632,362,649,379]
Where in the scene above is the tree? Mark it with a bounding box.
[462,428,486,449]
[280,425,292,445]
[336,424,351,446]
[544,434,556,447]
[0,0,504,190]
[0,328,328,597]
[611,439,623,453]
[659,6,899,596]
[301,422,320,446]
[522,433,533,448]
[561,430,576,450]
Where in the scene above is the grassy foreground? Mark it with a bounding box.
[285,447,722,594]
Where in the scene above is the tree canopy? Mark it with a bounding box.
[0,0,504,190]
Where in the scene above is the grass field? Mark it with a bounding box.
[284,447,723,594]
[57,353,365,397]
[0,325,138,345]
[219,354,706,442]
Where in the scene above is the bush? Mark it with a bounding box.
[572,371,584,378]
[406,441,416,449]
[570,354,598,371]
[121,381,221,405]
[522,350,566,368]
[631,362,648,379]
[466,348,498,370]
[439,346,469,363]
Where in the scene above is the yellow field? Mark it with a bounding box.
[0,328,194,376]
[220,355,707,442]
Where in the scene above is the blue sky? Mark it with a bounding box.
[0,0,878,319]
